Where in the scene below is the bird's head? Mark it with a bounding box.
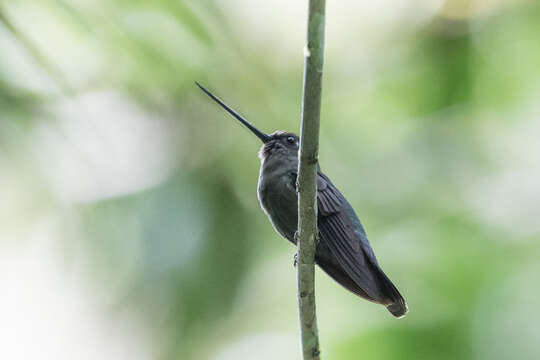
[258,131,299,160]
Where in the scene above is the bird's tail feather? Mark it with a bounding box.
[317,253,409,318]
[387,300,408,318]
[371,264,408,318]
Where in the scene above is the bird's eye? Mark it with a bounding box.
[287,136,296,144]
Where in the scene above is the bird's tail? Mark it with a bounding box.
[387,300,408,318]
[370,262,409,318]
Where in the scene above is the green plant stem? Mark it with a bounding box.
[296,0,326,359]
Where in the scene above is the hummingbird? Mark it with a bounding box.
[196,82,408,318]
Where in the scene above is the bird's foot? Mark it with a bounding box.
[293,253,298,268]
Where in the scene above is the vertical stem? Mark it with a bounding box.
[297,0,326,359]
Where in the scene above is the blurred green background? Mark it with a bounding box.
[1,0,539,359]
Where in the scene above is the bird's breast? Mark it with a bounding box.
[257,165,298,242]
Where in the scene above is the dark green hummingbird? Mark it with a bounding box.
[196,82,408,318]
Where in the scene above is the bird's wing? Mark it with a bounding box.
[316,171,381,300]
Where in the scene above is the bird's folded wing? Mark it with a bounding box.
[316,171,380,300]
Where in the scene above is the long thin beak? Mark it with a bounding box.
[196,82,271,143]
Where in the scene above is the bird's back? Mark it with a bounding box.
[315,171,408,317]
